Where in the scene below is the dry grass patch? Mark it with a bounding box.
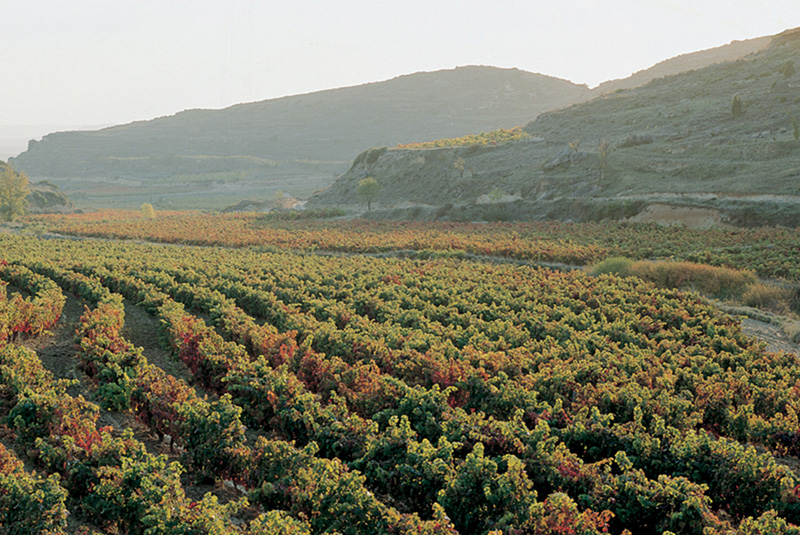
[628,260,757,300]
[590,257,798,316]
[742,283,792,315]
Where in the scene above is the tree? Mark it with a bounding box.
[731,95,744,118]
[781,60,795,78]
[357,177,381,211]
[0,164,30,222]
[140,203,155,219]
[597,139,611,179]
[454,157,465,179]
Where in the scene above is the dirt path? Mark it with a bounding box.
[120,301,264,514]
[17,295,170,448]
[21,293,91,397]
[122,301,196,386]
[740,317,800,356]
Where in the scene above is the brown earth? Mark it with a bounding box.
[740,317,800,356]
[626,203,731,230]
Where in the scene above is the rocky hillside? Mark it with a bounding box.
[10,31,780,211]
[309,29,800,227]
[27,181,73,214]
[11,30,774,211]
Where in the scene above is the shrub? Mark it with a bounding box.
[590,256,634,276]
[742,283,790,313]
[783,322,800,344]
[617,134,654,149]
[790,285,800,314]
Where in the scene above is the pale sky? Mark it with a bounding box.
[3,0,800,130]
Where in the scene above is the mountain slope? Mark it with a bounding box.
[309,30,800,226]
[595,35,771,93]
[10,66,591,208]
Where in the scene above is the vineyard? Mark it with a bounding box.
[33,211,800,280]
[2,213,800,534]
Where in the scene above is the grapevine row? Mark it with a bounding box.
[0,263,65,342]
[63,253,630,532]
[0,338,251,534]
[39,263,461,534]
[32,211,800,279]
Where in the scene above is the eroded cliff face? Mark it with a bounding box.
[308,139,603,211]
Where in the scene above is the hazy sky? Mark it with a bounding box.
[4,0,800,129]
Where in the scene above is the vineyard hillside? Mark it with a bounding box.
[310,29,800,226]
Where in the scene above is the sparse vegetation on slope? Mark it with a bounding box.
[395,127,530,149]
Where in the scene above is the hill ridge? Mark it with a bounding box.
[10,31,782,210]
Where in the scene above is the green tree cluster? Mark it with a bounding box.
[0,164,30,222]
